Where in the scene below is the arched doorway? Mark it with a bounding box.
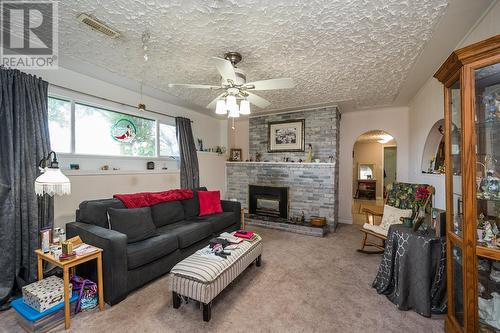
[351,130,397,225]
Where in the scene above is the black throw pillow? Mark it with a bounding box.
[181,187,207,219]
[107,207,157,243]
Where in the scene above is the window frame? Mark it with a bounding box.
[48,95,178,160]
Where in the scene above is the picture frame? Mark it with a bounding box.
[267,119,305,152]
[229,148,242,161]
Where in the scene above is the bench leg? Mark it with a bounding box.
[203,302,211,322]
[172,292,181,309]
[256,255,262,267]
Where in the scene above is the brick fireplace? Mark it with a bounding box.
[225,106,339,233]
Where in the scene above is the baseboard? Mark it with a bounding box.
[338,218,352,224]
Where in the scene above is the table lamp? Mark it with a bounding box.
[35,151,71,196]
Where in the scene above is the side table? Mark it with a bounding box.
[372,224,447,317]
[35,248,104,329]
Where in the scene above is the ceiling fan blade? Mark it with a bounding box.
[246,92,271,108]
[211,57,236,83]
[244,78,295,91]
[168,83,221,90]
[206,93,225,109]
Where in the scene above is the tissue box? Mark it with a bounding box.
[22,276,72,312]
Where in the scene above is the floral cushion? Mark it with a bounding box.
[386,182,432,216]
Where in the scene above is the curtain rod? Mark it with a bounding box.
[49,83,193,122]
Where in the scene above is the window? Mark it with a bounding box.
[75,103,156,157]
[159,123,179,157]
[47,96,178,158]
[48,97,71,153]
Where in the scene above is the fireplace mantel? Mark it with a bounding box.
[226,161,334,167]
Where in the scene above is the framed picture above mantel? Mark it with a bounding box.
[229,148,242,161]
[267,119,305,153]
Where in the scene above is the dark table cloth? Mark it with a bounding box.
[372,224,447,317]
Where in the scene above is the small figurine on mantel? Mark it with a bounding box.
[305,144,313,163]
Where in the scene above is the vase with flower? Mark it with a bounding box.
[413,186,431,231]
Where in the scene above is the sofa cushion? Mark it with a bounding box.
[150,201,185,227]
[157,220,212,248]
[181,187,207,219]
[126,233,178,270]
[108,207,157,243]
[194,212,237,234]
[78,199,125,228]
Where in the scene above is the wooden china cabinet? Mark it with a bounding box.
[435,34,500,333]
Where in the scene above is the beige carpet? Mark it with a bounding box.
[0,225,444,333]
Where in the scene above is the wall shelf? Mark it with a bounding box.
[226,161,334,166]
[62,169,180,176]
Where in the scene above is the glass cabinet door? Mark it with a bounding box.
[447,78,465,330]
[474,62,500,332]
[450,80,463,237]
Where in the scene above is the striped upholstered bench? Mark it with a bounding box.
[170,234,263,321]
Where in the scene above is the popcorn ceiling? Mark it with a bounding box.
[58,0,449,112]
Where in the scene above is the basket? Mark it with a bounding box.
[310,216,326,227]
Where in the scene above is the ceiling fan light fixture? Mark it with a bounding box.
[215,99,227,115]
[239,99,251,115]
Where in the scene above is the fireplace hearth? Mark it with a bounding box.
[249,185,288,219]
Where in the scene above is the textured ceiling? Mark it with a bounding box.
[57,0,449,114]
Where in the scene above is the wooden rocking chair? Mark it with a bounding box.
[357,182,435,254]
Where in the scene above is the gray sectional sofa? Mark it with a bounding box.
[66,188,241,305]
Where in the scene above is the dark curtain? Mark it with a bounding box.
[175,117,199,189]
[0,68,52,303]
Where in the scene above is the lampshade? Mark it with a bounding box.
[226,95,237,110]
[35,167,71,196]
[239,99,251,115]
[228,104,240,118]
[215,99,227,115]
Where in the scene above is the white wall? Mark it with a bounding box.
[197,152,229,199]
[228,118,250,161]
[25,66,229,228]
[408,78,446,209]
[338,107,409,224]
[459,0,500,47]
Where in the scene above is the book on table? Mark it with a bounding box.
[234,230,254,239]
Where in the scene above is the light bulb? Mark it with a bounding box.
[239,99,251,115]
[228,104,240,118]
[215,99,227,115]
[226,95,237,110]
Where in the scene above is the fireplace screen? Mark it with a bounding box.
[256,195,280,216]
[248,185,288,219]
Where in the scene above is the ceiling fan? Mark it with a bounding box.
[168,52,295,117]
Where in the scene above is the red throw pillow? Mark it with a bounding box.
[198,190,223,216]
